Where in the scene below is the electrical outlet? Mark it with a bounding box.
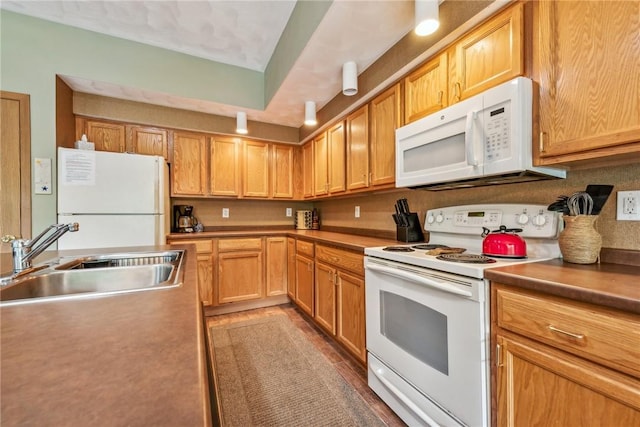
[616,191,640,221]
[355,206,360,218]
[222,208,229,218]
[286,208,292,217]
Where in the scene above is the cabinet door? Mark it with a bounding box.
[451,2,523,102]
[295,254,314,316]
[536,1,640,163]
[86,120,126,152]
[346,105,370,191]
[337,270,366,363]
[217,251,264,304]
[287,238,296,299]
[404,52,448,123]
[496,334,640,427]
[266,237,287,296]
[127,125,168,160]
[327,121,346,194]
[314,261,336,334]
[243,140,270,198]
[210,137,240,197]
[313,132,328,196]
[271,144,294,199]
[196,254,214,306]
[171,131,208,196]
[302,141,314,198]
[370,85,401,187]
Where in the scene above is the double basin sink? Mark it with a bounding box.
[0,250,185,306]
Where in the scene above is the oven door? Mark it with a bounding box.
[365,257,489,427]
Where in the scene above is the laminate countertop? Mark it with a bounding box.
[485,258,640,314]
[0,244,211,427]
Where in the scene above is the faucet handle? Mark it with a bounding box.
[1,235,16,243]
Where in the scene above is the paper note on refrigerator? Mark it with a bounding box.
[60,149,96,185]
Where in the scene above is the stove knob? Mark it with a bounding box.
[435,213,444,223]
[533,214,547,226]
[517,213,529,225]
[427,214,435,224]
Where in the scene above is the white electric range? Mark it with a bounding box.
[364,204,561,427]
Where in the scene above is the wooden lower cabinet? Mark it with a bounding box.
[265,237,287,296]
[216,238,264,304]
[286,238,296,299]
[313,244,367,364]
[168,239,214,306]
[295,254,314,316]
[492,284,640,426]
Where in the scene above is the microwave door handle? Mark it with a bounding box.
[365,263,473,297]
[465,110,479,166]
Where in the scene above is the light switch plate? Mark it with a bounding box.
[286,208,292,217]
[222,208,230,218]
[355,206,360,218]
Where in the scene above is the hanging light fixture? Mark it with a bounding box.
[415,0,440,36]
[342,61,358,96]
[304,101,317,126]
[236,112,248,134]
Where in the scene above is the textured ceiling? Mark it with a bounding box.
[1,0,415,127]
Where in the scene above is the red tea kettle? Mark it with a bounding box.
[481,226,527,258]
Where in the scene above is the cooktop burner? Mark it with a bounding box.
[411,244,449,250]
[436,254,497,264]
[383,246,415,252]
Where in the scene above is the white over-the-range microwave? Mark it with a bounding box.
[395,77,566,190]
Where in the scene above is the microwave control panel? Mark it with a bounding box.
[484,101,511,162]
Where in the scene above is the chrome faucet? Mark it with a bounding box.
[2,223,79,273]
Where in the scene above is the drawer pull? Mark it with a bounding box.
[548,325,584,340]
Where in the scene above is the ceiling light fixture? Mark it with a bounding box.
[342,61,358,96]
[304,101,317,126]
[236,112,248,134]
[415,0,440,36]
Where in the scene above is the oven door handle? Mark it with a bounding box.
[365,263,473,297]
[370,366,440,427]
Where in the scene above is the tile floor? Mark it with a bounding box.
[207,303,406,427]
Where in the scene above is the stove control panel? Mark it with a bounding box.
[425,204,561,238]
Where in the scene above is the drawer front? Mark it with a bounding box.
[496,286,640,378]
[218,238,263,252]
[315,244,364,276]
[296,239,314,257]
[168,238,213,254]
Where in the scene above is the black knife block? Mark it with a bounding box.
[396,213,425,243]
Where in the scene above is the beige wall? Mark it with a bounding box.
[315,163,640,250]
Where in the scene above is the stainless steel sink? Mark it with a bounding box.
[0,250,185,306]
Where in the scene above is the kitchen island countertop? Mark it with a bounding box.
[0,244,211,426]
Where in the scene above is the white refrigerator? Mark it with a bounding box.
[57,147,169,250]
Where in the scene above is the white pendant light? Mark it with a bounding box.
[342,61,358,96]
[304,101,317,126]
[236,112,248,134]
[415,0,440,36]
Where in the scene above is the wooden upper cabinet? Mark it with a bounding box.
[327,121,346,194]
[242,140,270,198]
[450,2,524,102]
[370,85,401,187]
[126,125,168,160]
[210,137,240,197]
[171,131,207,196]
[302,141,314,198]
[313,132,329,196]
[535,0,640,165]
[271,144,294,199]
[346,105,370,191]
[85,119,126,152]
[404,52,448,124]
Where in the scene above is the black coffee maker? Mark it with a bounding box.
[173,205,196,233]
